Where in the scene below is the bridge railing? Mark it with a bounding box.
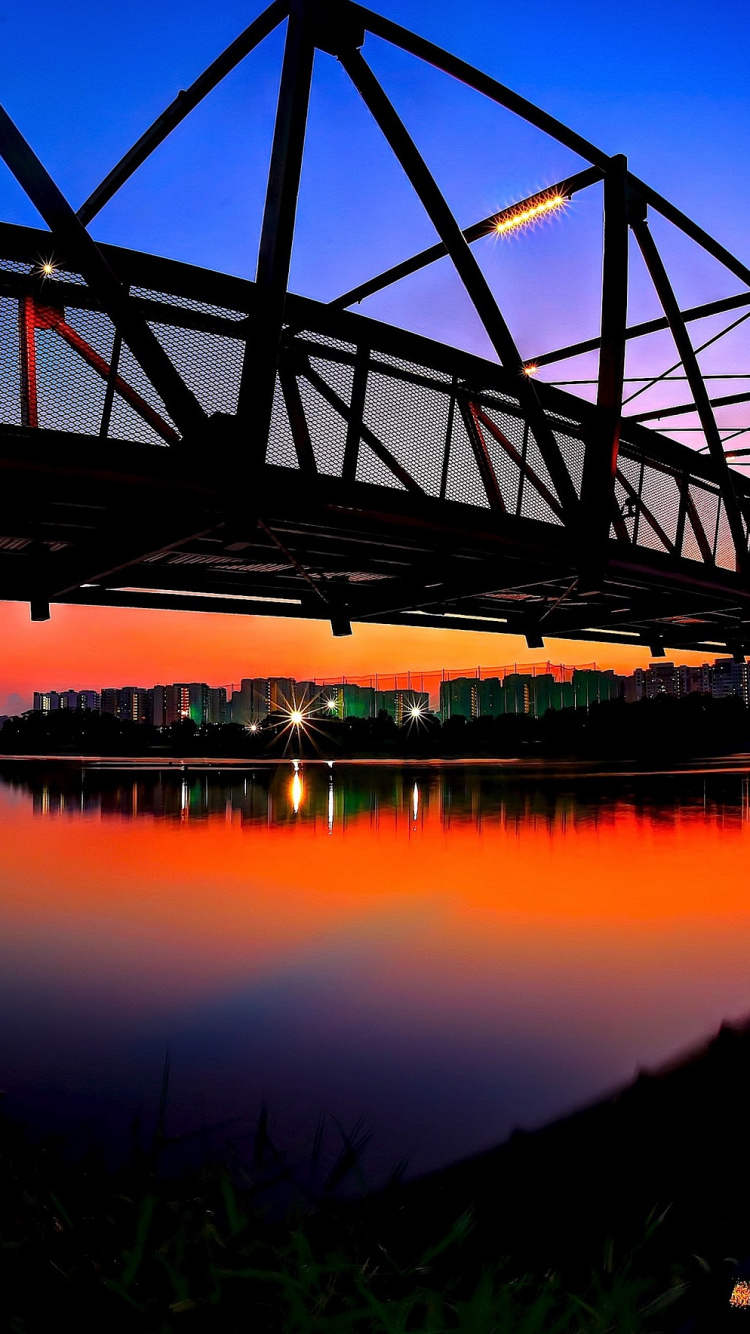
[0,221,746,575]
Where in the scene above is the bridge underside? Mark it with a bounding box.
[1,223,750,656]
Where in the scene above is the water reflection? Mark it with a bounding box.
[2,761,750,1178]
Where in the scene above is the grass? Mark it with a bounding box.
[0,1079,711,1334]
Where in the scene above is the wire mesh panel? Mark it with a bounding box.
[266,375,298,469]
[35,323,109,434]
[151,323,244,417]
[356,439,407,489]
[303,355,355,475]
[445,409,490,508]
[521,429,563,526]
[637,460,681,554]
[0,296,20,426]
[362,368,449,496]
[714,500,737,571]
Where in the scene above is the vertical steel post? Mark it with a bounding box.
[579,154,628,573]
[236,0,315,522]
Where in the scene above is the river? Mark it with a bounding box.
[1,758,749,1181]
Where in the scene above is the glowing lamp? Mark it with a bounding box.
[730,1280,750,1308]
[289,709,304,725]
[523,363,539,377]
[409,705,423,719]
[326,697,338,712]
[39,260,56,277]
[492,190,569,237]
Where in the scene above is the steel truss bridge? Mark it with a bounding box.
[1,0,750,655]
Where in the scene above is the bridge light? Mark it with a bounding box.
[492,190,568,237]
[523,363,539,377]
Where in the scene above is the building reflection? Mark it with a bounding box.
[10,763,750,835]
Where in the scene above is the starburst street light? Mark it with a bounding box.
[325,695,338,712]
[491,189,569,237]
[37,258,57,279]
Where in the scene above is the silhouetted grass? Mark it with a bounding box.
[0,1075,706,1333]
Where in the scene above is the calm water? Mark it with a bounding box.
[2,759,750,1179]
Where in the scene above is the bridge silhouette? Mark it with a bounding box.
[0,0,749,655]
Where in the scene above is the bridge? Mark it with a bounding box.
[0,0,749,656]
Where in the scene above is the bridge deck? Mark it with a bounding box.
[1,222,749,654]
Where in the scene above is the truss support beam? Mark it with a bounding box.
[0,105,207,442]
[629,388,750,424]
[338,45,580,522]
[531,291,750,370]
[632,215,749,577]
[580,154,629,559]
[77,0,289,226]
[235,0,316,521]
[330,165,603,310]
[352,3,610,169]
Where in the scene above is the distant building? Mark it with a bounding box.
[34,689,100,713]
[205,687,228,725]
[676,664,711,697]
[711,658,748,703]
[439,676,477,722]
[322,682,376,720]
[634,662,678,700]
[376,688,430,725]
[571,668,618,707]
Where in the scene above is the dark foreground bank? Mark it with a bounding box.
[4,1022,750,1331]
[2,693,750,759]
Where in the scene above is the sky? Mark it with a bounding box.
[0,0,748,706]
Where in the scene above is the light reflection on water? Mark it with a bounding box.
[2,761,750,1177]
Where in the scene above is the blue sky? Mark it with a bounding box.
[0,0,747,373]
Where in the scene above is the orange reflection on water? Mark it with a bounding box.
[2,764,750,1167]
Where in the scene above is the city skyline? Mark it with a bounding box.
[24,652,750,727]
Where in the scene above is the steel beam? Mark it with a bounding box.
[236,0,316,513]
[350,3,610,169]
[330,166,603,309]
[630,389,750,424]
[532,291,750,370]
[338,45,580,521]
[0,106,207,441]
[632,216,749,576]
[77,0,289,225]
[579,155,629,558]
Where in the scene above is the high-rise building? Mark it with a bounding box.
[677,664,711,697]
[711,658,748,703]
[439,676,477,722]
[100,688,118,716]
[572,668,618,706]
[147,686,168,727]
[477,676,505,718]
[117,687,148,724]
[634,663,678,700]
[34,689,100,713]
[376,688,430,725]
[206,687,228,725]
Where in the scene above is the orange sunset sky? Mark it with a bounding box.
[0,599,713,713]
